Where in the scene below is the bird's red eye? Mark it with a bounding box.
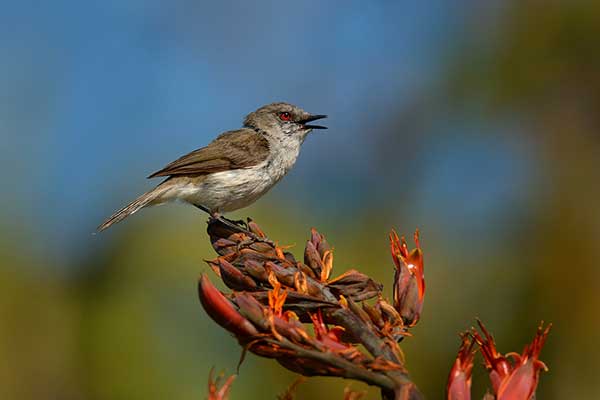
[279,112,291,121]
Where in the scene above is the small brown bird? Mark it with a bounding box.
[98,102,327,232]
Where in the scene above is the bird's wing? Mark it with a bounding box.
[148,129,270,178]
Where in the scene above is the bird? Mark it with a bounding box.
[97,102,327,232]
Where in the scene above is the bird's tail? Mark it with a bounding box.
[97,184,171,232]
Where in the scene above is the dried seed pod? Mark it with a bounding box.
[218,258,258,291]
[266,261,296,287]
[206,259,222,277]
[310,228,322,247]
[304,277,325,298]
[234,292,269,331]
[238,248,271,262]
[247,219,266,238]
[272,315,309,343]
[212,238,237,248]
[283,251,297,263]
[212,244,237,257]
[327,270,382,301]
[362,303,385,329]
[243,259,269,283]
[296,262,317,279]
[377,298,402,326]
[317,240,331,260]
[248,241,275,253]
[304,241,323,278]
[309,228,331,258]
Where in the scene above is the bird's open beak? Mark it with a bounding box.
[300,114,327,130]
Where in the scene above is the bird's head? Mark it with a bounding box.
[243,102,327,141]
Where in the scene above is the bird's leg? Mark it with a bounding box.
[212,212,249,231]
[194,205,247,229]
[194,205,250,234]
[194,205,274,247]
[194,204,213,215]
[222,216,248,230]
[216,216,250,234]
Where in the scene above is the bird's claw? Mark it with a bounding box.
[223,217,248,230]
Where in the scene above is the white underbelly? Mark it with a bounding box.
[170,164,282,212]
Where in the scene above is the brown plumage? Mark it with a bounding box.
[148,129,270,178]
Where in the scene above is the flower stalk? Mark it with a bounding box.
[199,218,424,400]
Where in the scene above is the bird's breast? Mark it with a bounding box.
[265,138,302,178]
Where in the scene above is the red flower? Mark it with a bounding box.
[389,229,424,326]
[309,309,348,351]
[472,320,551,400]
[446,333,476,400]
[197,274,259,337]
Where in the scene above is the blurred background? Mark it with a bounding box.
[1,1,598,398]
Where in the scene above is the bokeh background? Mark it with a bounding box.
[1,1,598,399]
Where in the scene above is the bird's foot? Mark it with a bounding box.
[221,216,248,230]
[200,206,275,248]
[211,214,251,234]
[196,205,248,232]
[214,216,275,249]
